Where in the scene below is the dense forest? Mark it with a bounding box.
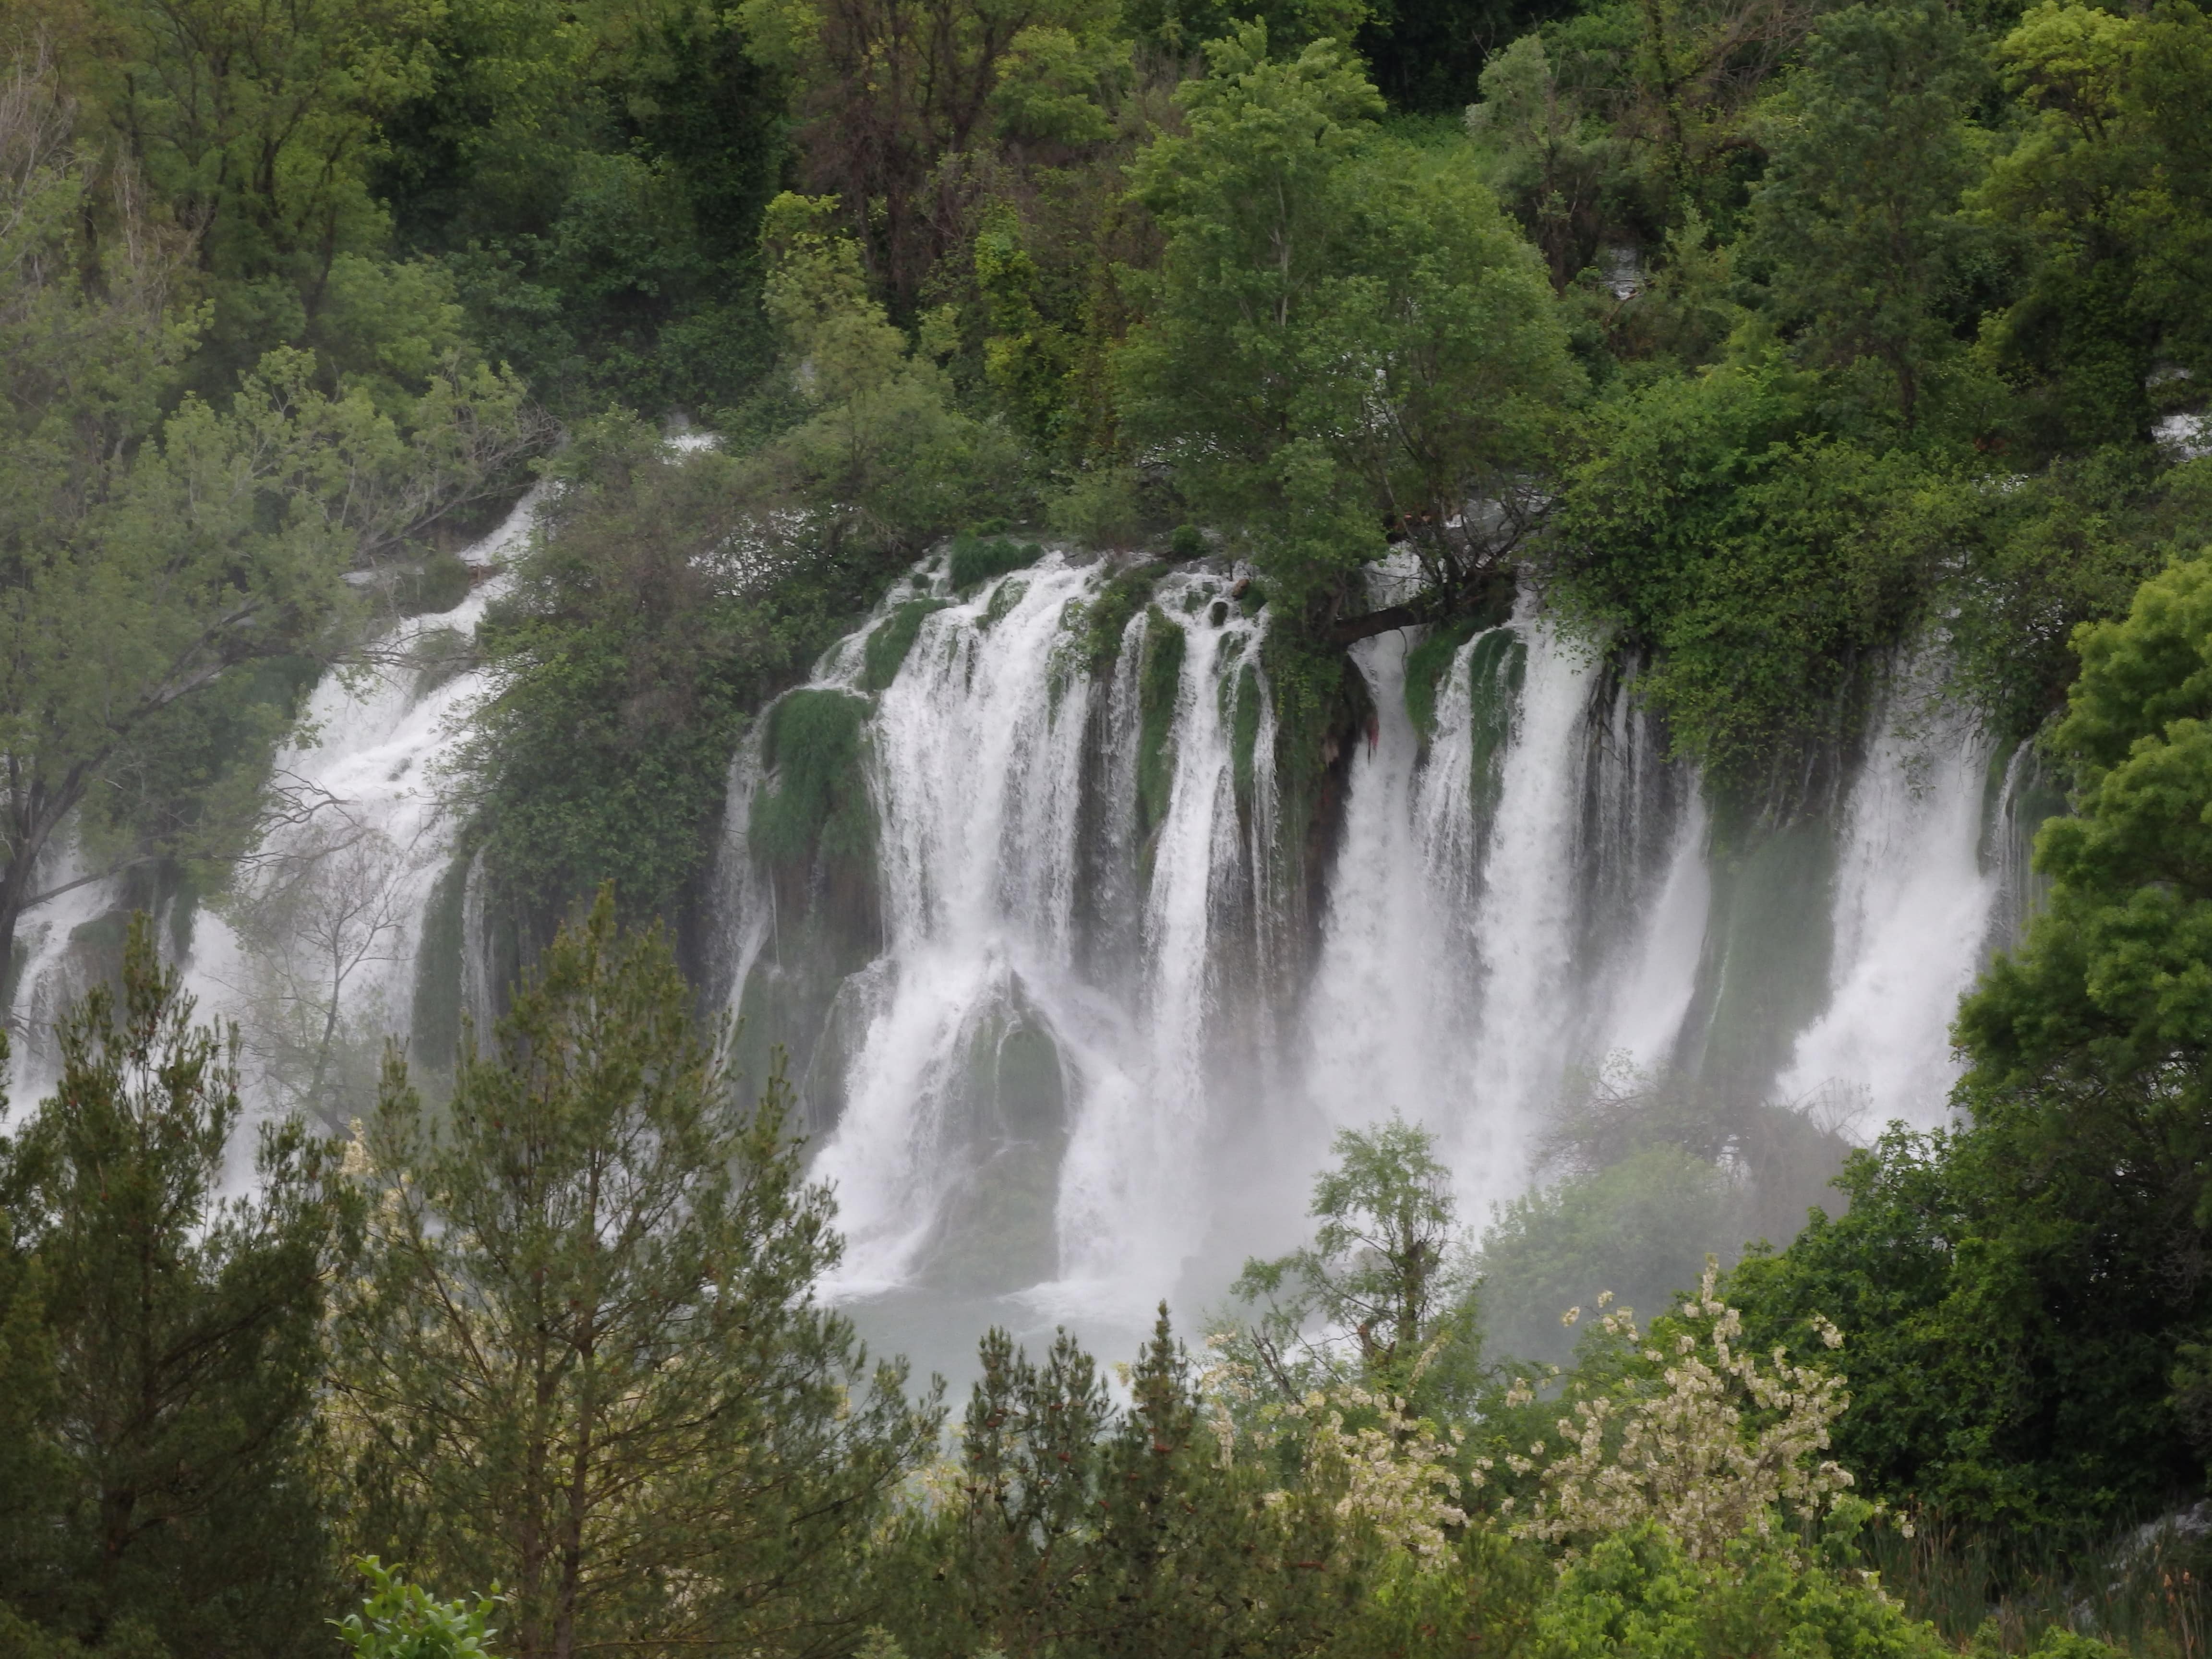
[3,0,2212,1646]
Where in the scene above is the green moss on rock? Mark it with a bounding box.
[947,533,1043,592]
[1136,606,1186,840]
[1073,562,1166,675]
[1404,618,1482,742]
[980,577,1029,630]
[863,600,948,691]
[1465,627,1527,822]
[750,690,875,871]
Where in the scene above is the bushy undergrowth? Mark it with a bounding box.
[946,533,1044,593]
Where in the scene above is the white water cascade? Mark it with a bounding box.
[173,493,541,1122]
[1776,660,2003,1115]
[711,551,2033,1363]
[4,522,2039,1370]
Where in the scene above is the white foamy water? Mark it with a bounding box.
[8,843,131,1100]
[8,501,2030,1339]
[794,559,1275,1321]
[728,571,2028,1321]
[177,491,541,1120]
[1777,668,2000,1123]
[1301,630,1476,1151]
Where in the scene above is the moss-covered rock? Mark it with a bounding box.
[1404,617,1482,743]
[1258,625,1374,982]
[732,689,887,1138]
[750,690,876,880]
[1072,561,1166,675]
[862,600,949,691]
[947,532,1043,592]
[980,576,1029,630]
[1135,606,1185,843]
[1465,626,1527,829]
[409,855,472,1074]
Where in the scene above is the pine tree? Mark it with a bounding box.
[333,890,940,1659]
[0,914,352,1657]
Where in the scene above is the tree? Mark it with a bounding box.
[1223,1115,1485,1414]
[755,193,1025,547]
[1543,363,1963,792]
[332,891,940,1659]
[1530,1517,1950,1659]
[36,0,445,388]
[883,1310,1369,1659]
[373,0,797,416]
[1742,0,1987,424]
[455,392,931,938]
[1973,0,2212,452]
[0,914,353,1657]
[0,52,542,988]
[1467,35,1623,291]
[220,810,411,1131]
[1118,28,1578,634]
[738,0,1123,306]
[1948,542,2212,1516]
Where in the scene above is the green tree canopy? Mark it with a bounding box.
[0,914,354,1657]
[1742,0,1988,424]
[332,892,939,1659]
[1223,1115,1485,1414]
[1974,0,2212,451]
[1118,28,1579,632]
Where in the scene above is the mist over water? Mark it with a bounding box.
[10,524,2043,1377]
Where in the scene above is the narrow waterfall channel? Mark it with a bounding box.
[178,495,542,1124]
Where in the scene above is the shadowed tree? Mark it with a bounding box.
[333,890,941,1659]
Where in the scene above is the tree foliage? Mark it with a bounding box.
[331,892,939,1659]
[0,914,352,1658]
[1120,28,1578,625]
[1222,1116,1485,1418]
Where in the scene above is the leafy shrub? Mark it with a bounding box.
[332,1559,502,1659]
[1506,1263,1852,1562]
[947,533,1042,592]
[1533,1519,1948,1659]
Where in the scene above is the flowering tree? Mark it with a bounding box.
[1503,1263,1854,1562]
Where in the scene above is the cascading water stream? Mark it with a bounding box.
[1455,610,1600,1192]
[173,491,542,1118]
[718,562,2037,1341]
[1775,661,2004,1122]
[3,509,2038,1363]
[773,557,1277,1319]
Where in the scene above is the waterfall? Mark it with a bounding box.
[1774,661,2003,1123]
[1455,610,1598,1194]
[718,560,2040,1328]
[1301,629,1472,1167]
[171,491,541,1122]
[8,842,131,1097]
[779,557,1276,1317]
[4,510,2043,1345]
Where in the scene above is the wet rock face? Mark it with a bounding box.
[728,688,885,1133]
[915,1008,1069,1294]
